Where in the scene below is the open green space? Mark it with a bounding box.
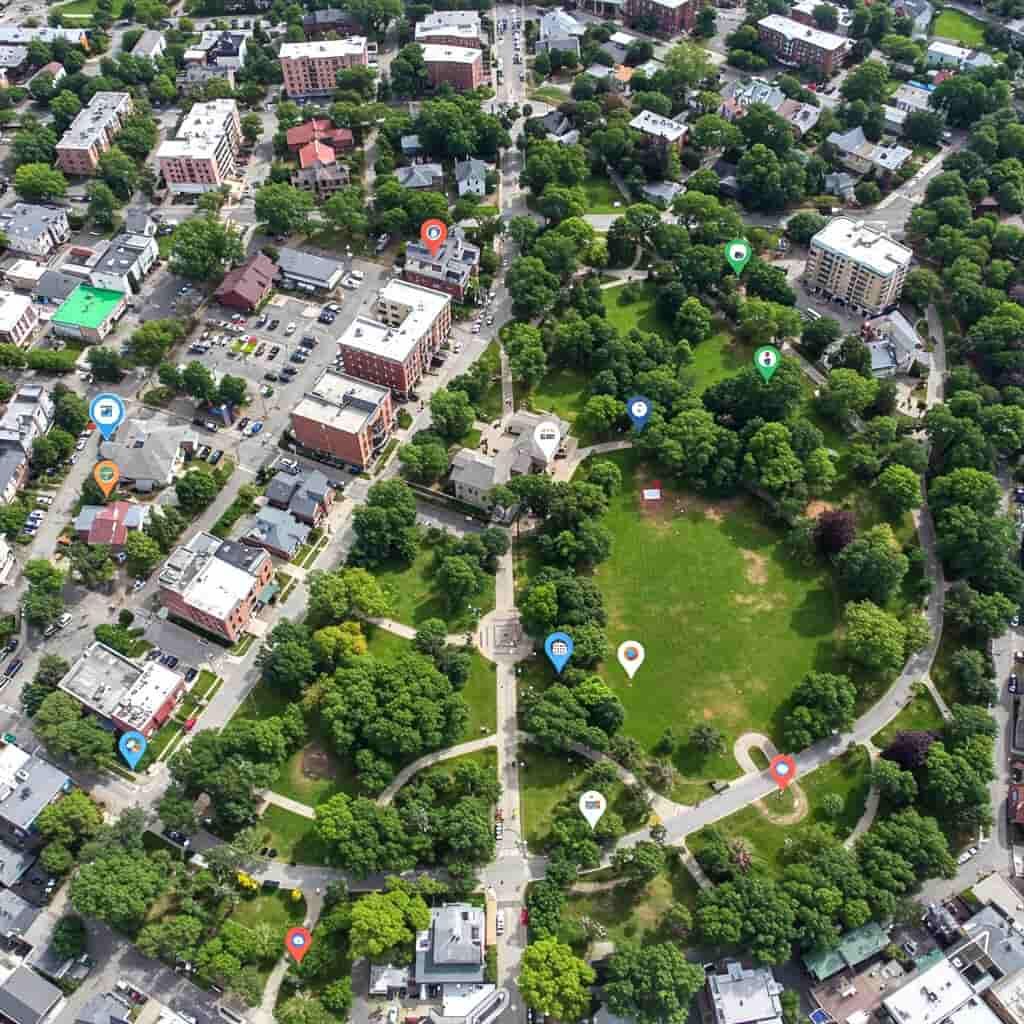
[520,744,585,847]
[516,367,591,429]
[590,449,841,774]
[374,543,496,633]
[582,174,625,214]
[932,8,986,45]
[54,0,123,19]
[231,887,308,930]
[689,745,872,875]
[686,330,748,394]
[475,341,503,421]
[872,686,945,749]
[561,862,699,952]
[529,85,570,105]
[257,804,330,864]
[602,282,661,336]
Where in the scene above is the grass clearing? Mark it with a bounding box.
[257,805,331,864]
[582,174,625,214]
[231,888,308,931]
[520,743,581,847]
[687,330,748,394]
[689,746,872,875]
[932,9,986,45]
[590,449,842,775]
[529,85,570,105]
[517,367,592,429]
[475,341,504,421]
[602,282,661,336]
[871,686,945,749]
[374,543,496,633]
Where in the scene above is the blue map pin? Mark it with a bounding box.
[89,393,126,441]
[544,632,573,674]
[118,730,147,770]
[626,395,652,432]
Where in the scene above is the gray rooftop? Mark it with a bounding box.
[131,29,164,56]
[74,994,131,1024]
[0,967,62,1024]
[0,47,27,68]
[451,449,496,492]
[396,164,443,189]
[454,158,488,184]
[0,842,34,889]
[93,234,153,275]
[0,205,66,246]
[276,247,343,287]
[245,506,309,556]
[415,904,485,985]
[34,270,85,303]
[950,905,1024,980]
[0,890,39,937]
[0,755,69,833]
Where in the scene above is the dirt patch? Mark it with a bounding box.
[301,741,335,780]
[805,500,837,518]
[733,593,773,613]
[703,708,714,719]
[755,784,809,826]
[741,550,768,586]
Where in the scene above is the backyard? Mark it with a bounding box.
[931,9,987,45]
[688,745,873,875]
[582,174,626,214]
[590,449,843,777]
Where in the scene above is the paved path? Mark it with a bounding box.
[376,735,498,806]
[364,617,467,646]
[732,733,808,826]
[263,791,316,820]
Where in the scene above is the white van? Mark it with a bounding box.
[496,910,505,934]
[57,613,72,629]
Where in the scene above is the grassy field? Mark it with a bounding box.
[529,85,570,105]
[602,282,661,336]
[561,863,699,951]
[582,174,625,214]
[257,805,331,864]
[590,449,842,774]
[689,746,872,875]
[687,330,749,394]
[520,744,585,847]
[932,8,986,45]
[475,341,504,420]
[54,0,123,19]
[231,888,308,931]
[517,367,591,427]
[871,687,946,749]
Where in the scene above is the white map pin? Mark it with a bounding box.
[579,790,607,830]
[617,640,645,680]
[534,420,560,461]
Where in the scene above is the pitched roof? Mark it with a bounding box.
[215,252,278,307]
[298,139,336,169]
[245,506,309,556]
[286,118,353,150]
[396,163,443,188]
[455,158,488,183]
[0,968,62,1024]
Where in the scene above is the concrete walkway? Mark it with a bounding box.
[376,735,498,806]
[364,617,467,646]
[262,791,316,820]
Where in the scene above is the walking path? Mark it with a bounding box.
[262,791,316,820]
[732,733,808,826]
[364,617,467,646]
[376,735,498,806]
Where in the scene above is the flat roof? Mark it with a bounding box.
[810,217,913,277]
[52,285,124,329]
[629,109,687,141]
[929,39,971,57]
[973,874,1024,920]
[159,531,268,619]
[421,43,481,64]
[293,369,389,434]
[989,970,1024,1024]
[0,291,33,333]
[279,37,367,59]
[59,642,182,731]
[339,279,449,363]
[57,92,131,152]
[708,963,783,1024]
[0,743,68,832]
[883,958,974,1024]
[758,14,849,50]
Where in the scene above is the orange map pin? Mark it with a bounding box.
[93,460,120,498]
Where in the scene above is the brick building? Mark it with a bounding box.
[336,279,451,396]
[623,0,696,35]
[403,227,480,302]
[757,15,850,74]
[422,45,483,90]
[290,370,394,470]
[55,92,133,176]
[279,37,368,99]
[156,99,241,194]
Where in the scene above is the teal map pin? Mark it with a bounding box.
[755,346,780,383]
[725,238,752,275]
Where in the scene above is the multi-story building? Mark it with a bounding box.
[156,99,241,194]
[623,0,695,35]
[337,279,451,396]
[422,44,483,90]
[0,47,27,83]
[302,7,360,36]
[177,63,236,93]
[276,247,344,292]
[0,202,73,259]
[51,285,127,344]
[285,118,354,154]
[55,92,133,176]
[279,37,368,99]
[184,29,249,71]
[629,109,688,150]
[0,385,54,457]
[415,11,483,48]
[290,141,350,200]
[0,292,37,347]
[707,963,783,1024]
[0,26,88,48]
[290,370,394,470]
[789,0,853,31]
[131,29,166,59]
[804,217,913,316]
[0,738,70,840]
[403,226,480,302]
[158,532,273,643]
[59,641,185,739]
[214,252,278,311]
[826,126,912,177]
[757,15,850,74]
[88,232,159,294]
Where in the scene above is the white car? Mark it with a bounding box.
[133,578,146,592]
[75,439,87,452]
[285,322,296,335]
[472,325,480,333]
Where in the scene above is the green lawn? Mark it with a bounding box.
[602,282,661,336]
[689,746,872,876]
[517,367,592,428]
[529,85,570,105]
[591,449,842,777]
[54,0,123,19]
[475,341,504,421]
[686,330,749,394]
[932,9,986,45]
[231,888,308,930]
[374,544,496,633]
[582,174,625,214]
[871,687,946,750]
[560,863,699,952]
[520,743,581,847]
[257,805,331,864]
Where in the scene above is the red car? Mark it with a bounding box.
[184,717,197,732]
[520,908,529,925]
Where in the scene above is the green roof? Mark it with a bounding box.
[52,284,125,330]
[803,922,890,981]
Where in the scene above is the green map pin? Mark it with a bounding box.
[725,238,752,275]
[754,346,780,382]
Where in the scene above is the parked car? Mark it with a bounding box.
[285,322,297,335]
[4,659,22,678]
[208,450,224,465]
[184,667,198,682]
[268,319,280,330]
[1011,673,1019,694]
[237,417,250,431]
[264,372,279,382]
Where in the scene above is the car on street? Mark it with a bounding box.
[237,417,250,431]
[133,578,146,592]
[269,319,280,330]
[3,639,17,655]
[1011,674,1019,694]
[290,351,307,363]
[282,366,298,378]
[496,910,505,934]
[4,660,22,678]
[184,667,198,682]
[264,372,279,381]
[208,449,224,465]
[318,311,335,324]
[285,322,297,335]
[250,421,263,435]
[163,828,191,848]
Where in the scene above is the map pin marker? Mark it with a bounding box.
[754,346,780,383]
[579,790,607,830]
[544,631,573,674]
[617,641,645,680]
[94,460,120,499]
[421,218,448,259]
[118,730,147,770]
[626,395,651,432]
[89,392,126,442]
[769,754,797,791]
[285,927,312,964]
[725,238,752,275]
[533,420,560,462]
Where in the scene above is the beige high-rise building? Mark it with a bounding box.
[804,217,913,316]
[156,99,241,194]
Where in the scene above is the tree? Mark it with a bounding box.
[507,256,561,318]
[306,567,390,626]
[844,601,907,676]
[170,216,244,281]
[13,162,67,202]
[29,71,55,102]
[835,524,909,605]
[37,789,102,848]
[254,183,314,236]
[801,316,842,360]
[519,939,595,1021]
[87,181,118,230]
[51,916,87,959]
[390,43,429,97]
[786,211,828,246]
[349,889,430,958]
[23,559,65,627]
[35,691,112,766]
[97,147,138,202]
[240,112,263,144]
[690,723,725,756]
[873,758,917,806]
[69,541,115,589]
[175,468,220,515]
[429,388,475,441]
[351,479,418,566]
[71,851,169,932]
[950,647,997,705]
[841,60,889,104]
[276,997,334,1024]
[784,671,857,750]
[50,90,82,134]
[611,842,664,889]
[158,786,198,834]
[315,794,415,876]
[606,943,704,1024]
[819,368,879,424]
[876,464,921,518]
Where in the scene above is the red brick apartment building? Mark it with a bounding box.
[757,14,850,74]
[623,0,695,35]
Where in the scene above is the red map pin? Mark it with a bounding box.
[421,218,447,259]
[769,754,797,791]
[285,926,312,963]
